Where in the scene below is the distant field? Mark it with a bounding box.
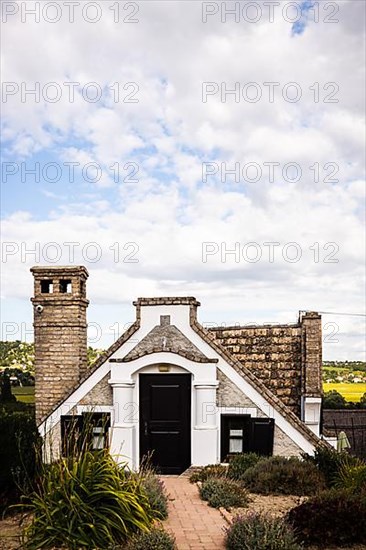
[323,383,366,402]
[12,386,35,403]
[323,365,351,372]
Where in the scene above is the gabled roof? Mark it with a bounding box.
[120,324,218,363]
[190,319,326,449]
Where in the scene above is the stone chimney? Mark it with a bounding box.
[300,311,323,435]
[30,266,89,425]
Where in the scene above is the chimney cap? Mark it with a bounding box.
[30,265,89,277]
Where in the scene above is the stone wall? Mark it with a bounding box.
[217,369,265,415]
[211,325,302,416]
[79,374,113,406]
[273,424,303,456]
[43,421,62,463]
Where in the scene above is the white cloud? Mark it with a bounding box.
[1,0,365,359]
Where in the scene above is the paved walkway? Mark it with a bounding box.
[162,476,226,550]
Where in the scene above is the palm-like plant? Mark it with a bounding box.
[22,449,154,549]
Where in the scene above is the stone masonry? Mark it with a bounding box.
[31,266,89,424]
[210,312,322,418]
[121,321,218,364]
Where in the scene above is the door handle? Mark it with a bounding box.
[144,421,148,436]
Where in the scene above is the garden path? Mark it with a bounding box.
[162,476,226,550]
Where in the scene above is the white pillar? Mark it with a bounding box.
[108,380,136,467]
[302,396,322,437]
[192,382,219,465]
[195,383,218,428]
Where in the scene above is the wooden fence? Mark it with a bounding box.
[322,410,366,458]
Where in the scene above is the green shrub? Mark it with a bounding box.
[228,453,262,480]
[200,478,250,509]
[323,389,347,409]
[141,473,168,519]
[0,407,40,514]
[22,449,155,549]
[302,445,362,487]
[287,488,366,546]
[125,526,176,549]
[335,459,366,493]
[242,456,325,496]
[225,512,301,550]
[189,464,228,483]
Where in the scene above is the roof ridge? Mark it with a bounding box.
[122,323,218,363]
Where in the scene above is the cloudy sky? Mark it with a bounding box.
[1,0,365,359]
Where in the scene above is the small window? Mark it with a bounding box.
[41,280,53,293]
[229,429,244,453]
[221,415,250,461]
[59,279,72,293]
[61,413,110,457]
[92,427,105,450]
[221,415,275,461]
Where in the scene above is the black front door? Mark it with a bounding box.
[139,374,191,474]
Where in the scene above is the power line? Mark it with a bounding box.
[301,310,366,317]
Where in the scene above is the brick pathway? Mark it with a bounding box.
[162,476,226,550]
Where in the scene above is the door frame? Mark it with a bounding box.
[139,372,192,474]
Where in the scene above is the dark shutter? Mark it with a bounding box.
[61,415,82,456]
[249,418,274,456]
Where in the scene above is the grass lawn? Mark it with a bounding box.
[323,382,366,402]
[11,385,35,403]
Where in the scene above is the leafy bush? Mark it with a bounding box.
[0,407,40,514]
[302,445,361,487]
[225,512,301,550]
[287,488,366,546]
[242,456,325,496]
[125,526,176,549]
[335,459,366,493]
[22,449,155,549]
[189,464,228,483]
[200,478,250,509]
[141,472,168,519]
[323,389,347,409]
[228,453,262,480]
[0,374,16,403]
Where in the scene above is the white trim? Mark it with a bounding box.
[111,354,219,468]
[218,407,258,418]
[38,361,112,437]
[76,405,114,416]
